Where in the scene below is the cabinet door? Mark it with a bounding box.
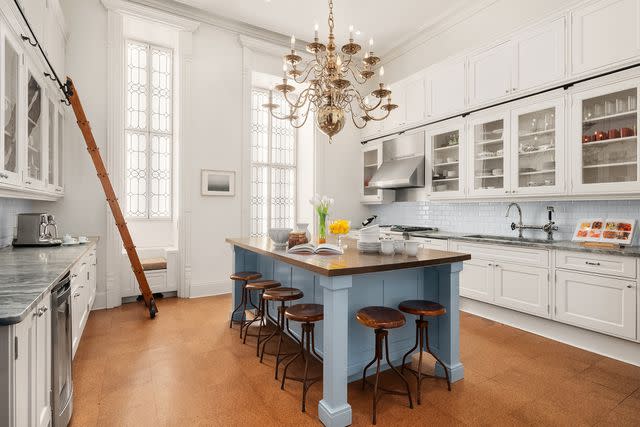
[429,57,466,118]
[468,112,510,196]
[404,75,426,125]
[468,42,513,106]
[571,80,640,194]
[55,109,63,191]
[35,298,51,427]
[361,142,394,204]
[459,258,494,303]
[47,98,55,190]
[386,80,407,130]
[515,18,566,92]
[555,270,637,340]
[25,64,46,188]
[494,263,550,317]
[511,97,565,195]
[13,311,37,427]
[571,0,640,75]
[1,30,22,186]
[428,119,465,198]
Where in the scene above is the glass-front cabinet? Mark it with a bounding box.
[468,112,510,196]
[47,98,55,189]
[427,118,465,198]
[361,140,394,204]
[25,63,45,189]
[1,29,21,186]
[56,109,63,191]
[510,98,565,195]
[572,80,640,194]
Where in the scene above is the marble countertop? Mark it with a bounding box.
[407,231,640,257]
[0,238,98,325]
[226,236,470,276]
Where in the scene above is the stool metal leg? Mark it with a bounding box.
[385,331,413,410]
[229,281,247,329]
[424,320,451,392]
[401,318,420,374]
[243,290,265,345]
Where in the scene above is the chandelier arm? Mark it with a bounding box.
[344,65,367,85]
[349,88,383,111]
[290,102,313,129]
[349,109,368,129]
[281,88,311,110]
[293,60,320,85]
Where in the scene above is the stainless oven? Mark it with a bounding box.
[51,273,73,426]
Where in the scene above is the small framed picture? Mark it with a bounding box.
[201,170,235,196]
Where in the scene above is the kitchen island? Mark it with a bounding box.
[226,237,471,427]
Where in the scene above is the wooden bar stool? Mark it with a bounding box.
[357,306,413,425]
[399,300,451,405]
[280,303,324,413]
[242,280,281,346]
[259,287,304,379]
[229,271,262,337]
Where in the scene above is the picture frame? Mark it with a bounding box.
[201,170,235,196]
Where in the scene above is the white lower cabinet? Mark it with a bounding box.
[555,270,637,340]
[71,248,96,359]
[34,296,51,427]
[459,257,494,303]
[494,263,549,317]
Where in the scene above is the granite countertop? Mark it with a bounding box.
[226,236,470,277]
[0,238,98,325]
[407,231,640,257]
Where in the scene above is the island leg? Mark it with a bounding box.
[433,262,465,382]
[318,275,353,427]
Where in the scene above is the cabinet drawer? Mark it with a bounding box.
[450,240,549,267]
[145,271,167,292]
[555,270,637,340]
[556,250,636,279]
[413,237,448,251]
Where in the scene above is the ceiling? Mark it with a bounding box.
[171,0,478,55]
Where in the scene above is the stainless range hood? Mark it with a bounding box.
[368,131,425,189]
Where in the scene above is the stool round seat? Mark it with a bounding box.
[245,280,281,291]
[356,306,406,329]
[230,271,262,281]
[263,287,304,302]
[398,300,446,317]
[285,303,324,322]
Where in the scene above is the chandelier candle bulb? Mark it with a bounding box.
[314,23,319,39]
[349,25,354,40]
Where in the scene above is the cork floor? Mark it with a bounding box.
[70,295,640,426]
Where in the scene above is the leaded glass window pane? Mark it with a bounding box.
[126,131,147,218]
[126,41,147,130]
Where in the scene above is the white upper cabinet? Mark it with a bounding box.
[515,17,566,92]
[1,27,22,186]
[427,118,466,198]
[428,57,466,118]
[510,96,565,195]
[571,78,640,194]
[404,74,426,124]
[571,0,640,76]
[24,60,46,189]
[468,42,513,106]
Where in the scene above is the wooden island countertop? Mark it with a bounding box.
[226,237,471,277]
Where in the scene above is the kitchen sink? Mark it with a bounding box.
[462,234,554,244]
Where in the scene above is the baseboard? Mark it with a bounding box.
[189,280,231,298]
[461,297,640,367]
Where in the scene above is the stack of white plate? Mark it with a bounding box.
[357,240,381,253]
[358,224,380,243]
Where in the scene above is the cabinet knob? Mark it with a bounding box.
[73,292,80,298]
[71,273,78,278]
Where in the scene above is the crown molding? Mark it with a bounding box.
[101,0,200,32]
[380,0,499,64]
[123,0,300,47]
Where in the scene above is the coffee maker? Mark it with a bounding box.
[13,213,62,247]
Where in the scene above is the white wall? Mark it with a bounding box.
[52,0,366,302]
[383,0,577,83]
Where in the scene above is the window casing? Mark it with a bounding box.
[250,87,297,237]
[125,40,173,219]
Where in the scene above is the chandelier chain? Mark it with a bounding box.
[328,0,334,34]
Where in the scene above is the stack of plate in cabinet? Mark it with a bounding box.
[357,224,381,253]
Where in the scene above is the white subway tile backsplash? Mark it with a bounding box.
[370,200,640,242]
[0,199,34,247]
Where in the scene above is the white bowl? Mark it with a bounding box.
[393,240,405,254]
[492,168,503,176]
[404,240,419,257]
[269,228,292,247]
[359,234,380,243]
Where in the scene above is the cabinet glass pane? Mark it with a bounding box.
[48,100,55,185]
[27,73,43,181]
[363,149,378,196]
[581,88,637,184]
[57,112,63,187]
[473,119,504,190]
[432,130,460,192]
[517,107,557,188]
[4,40,18,174]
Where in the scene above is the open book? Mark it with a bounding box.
[287,243,343,255]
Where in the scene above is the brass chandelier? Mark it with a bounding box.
[262,0,396,141]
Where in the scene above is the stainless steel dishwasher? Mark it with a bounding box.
[51,272,73,426]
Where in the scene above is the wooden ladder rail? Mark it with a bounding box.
[65,78,158,318]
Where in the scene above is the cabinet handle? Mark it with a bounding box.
[494,264,500,268]
[24,180,32,184]
[71,273,78,278]
[55,188,62,192]
[627,285,634,288]
[82,262,87,266]
[73,292,80,298]
[585,261,601,266]
[512,88,517,91]
[488,262,493,266]
[0,173,8,179]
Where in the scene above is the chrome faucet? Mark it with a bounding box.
[505,202,524,238]
[505,203,559,240]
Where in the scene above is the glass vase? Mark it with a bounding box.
[318,212,327,244]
